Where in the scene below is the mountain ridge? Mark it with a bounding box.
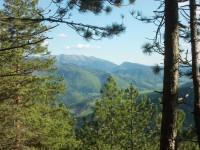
[54,54,190,104]
[55,54,154,67]
[55,54,118,72]
[53,55,193,127]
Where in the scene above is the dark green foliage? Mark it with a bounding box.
[50,0,128,40]
[152,64,162,75]
[139,83,195,129]
[0,0,198,149]
[178,125,198,149]
[0,0,79,149]
[75,76,196,149]
[0,103,80,149]
[78,0,103,14]
[77,76,159,149]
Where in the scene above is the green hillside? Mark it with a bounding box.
[139,83,195,128]
[56,59,163,105]
[54,55,192,122]
[55,54,190,103]
[56,63,101,103]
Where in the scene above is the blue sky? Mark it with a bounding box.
[0,0,192,65]
[38,0,166,65]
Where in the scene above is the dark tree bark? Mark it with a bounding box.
[160,0,179,149]
[190,0,200,148]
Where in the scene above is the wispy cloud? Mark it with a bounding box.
[57,33,67,38]
[42,41,50,46]
[64,43,101,50]
[178,1,189,7]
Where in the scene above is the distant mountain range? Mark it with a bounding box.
[54,54,190,104]
[53,54,193,126]
[56,54,117,72]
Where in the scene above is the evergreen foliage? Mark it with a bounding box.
[0,0,199,149]
[0,0,79,149]
[78,76,159,150]
[0,103,80,149]
[178,125,199,149]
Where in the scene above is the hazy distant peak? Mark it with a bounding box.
[62,54,87,60]
[120,62,150,69]
[57,54,118,72]
[88,56,99,60]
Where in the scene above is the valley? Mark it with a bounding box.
[55,54,193,125]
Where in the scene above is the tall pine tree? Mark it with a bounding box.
[0,0,79,149]
[78,76,159,149]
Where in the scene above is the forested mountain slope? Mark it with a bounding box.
[54,54,190,105]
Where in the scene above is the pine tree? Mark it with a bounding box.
[123,84,159,150]
[160,0,179,149]
[0,0,79,149]
[0,0,134,52]
[178,125,199,149]
[188,0,200,147]
[78,76,124,149]
[78,76,159,149]
[0,0,55,103]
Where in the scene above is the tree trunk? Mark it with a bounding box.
[160,0,179,149]
[190,0,200,148]
[15,62,21,150]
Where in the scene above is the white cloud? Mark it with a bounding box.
[42,41,50,46]
[64,43,101,50]
[178,1,189,7]
[197,9,200,16]
[57,33,67,38]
